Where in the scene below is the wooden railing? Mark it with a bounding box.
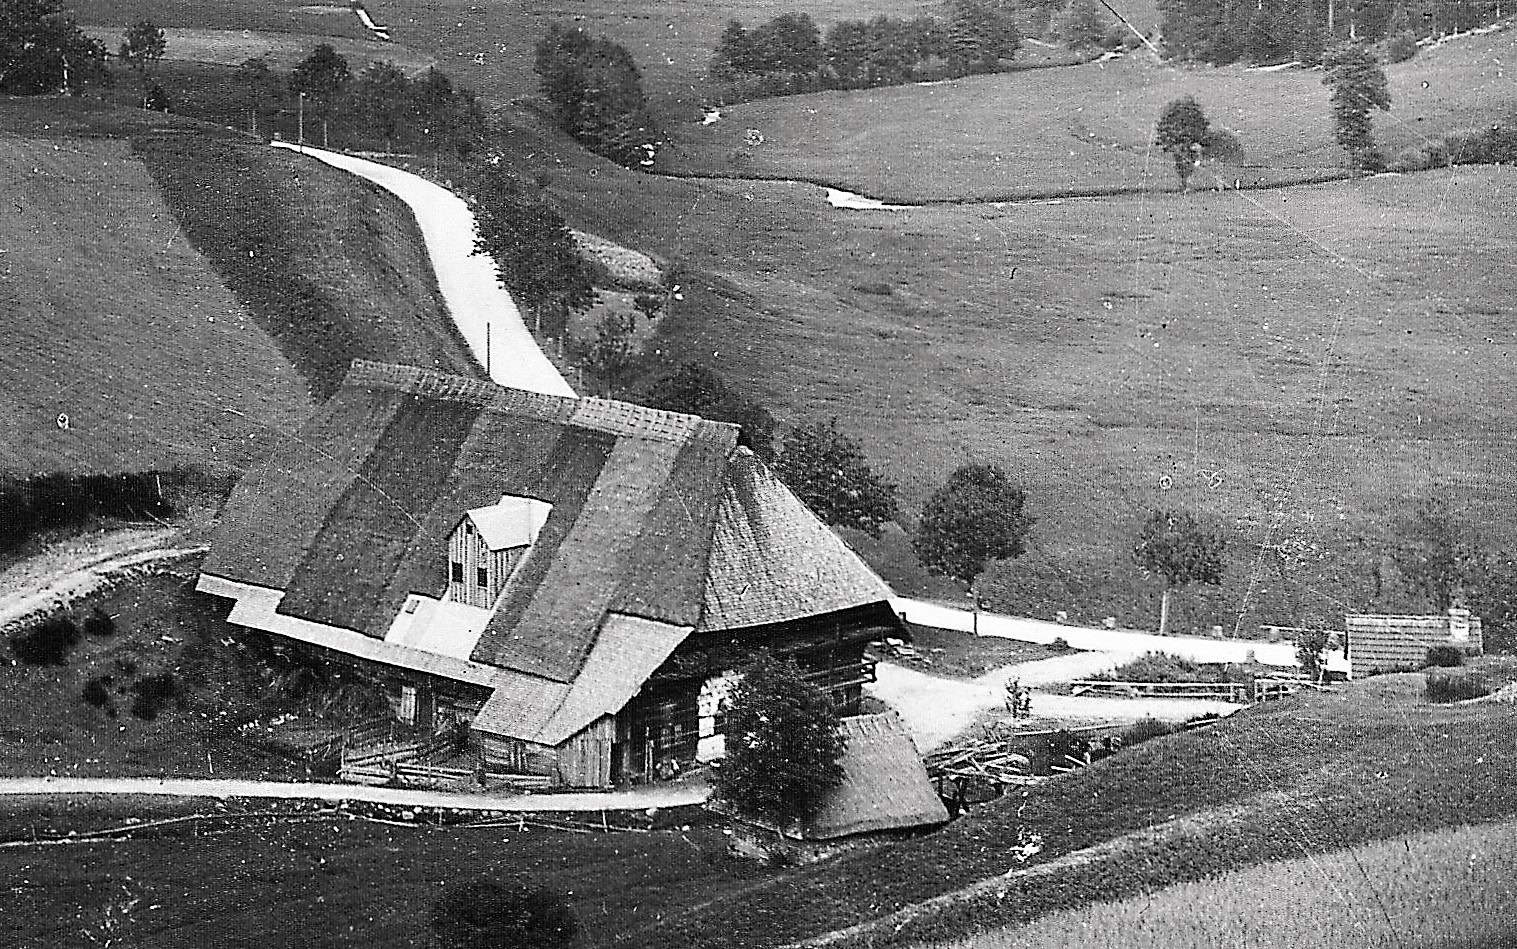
[1068,678,1308,703]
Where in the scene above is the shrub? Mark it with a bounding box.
[82,607,116,638]
[1094,651,1255,685]
[1425,669,1489,703]
[430,877,581,949]
[1202,127,1245,164]
[82,676,113,708]
[1382,32,1419,63]
[1121,717,1176,745]
[129,671,181,720]
[10,615,81,665]
[1425,644,1466,668]
[1102,22,1130,50]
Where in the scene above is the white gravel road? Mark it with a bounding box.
[270,142,575,397]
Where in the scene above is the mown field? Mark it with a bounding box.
[608,674,1517,948]
[926,817,1517,949]
[0,96,478,477]
[661,26,1517,200]
[1,800,772,948]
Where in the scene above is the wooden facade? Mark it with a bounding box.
[446,516,527,609]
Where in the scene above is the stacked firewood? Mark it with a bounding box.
[925,738,1038,786]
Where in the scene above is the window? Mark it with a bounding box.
[477,566,489,587]
[450,561,463,583]
[398,685,417,726]
[464,522,474,535]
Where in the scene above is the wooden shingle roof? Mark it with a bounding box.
[201,362,895,744]
[802,712,950,841]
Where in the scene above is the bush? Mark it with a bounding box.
[82,607,116,638]
[1121,717,1176,746]
[1444,125,1517,166]
[82,676,113,708]
[1094,651,1255,685]
[0,469,187,556]
[1202,127,1245,164]
[10,615,81,665]
[430,877,581,949]
[1425,644,1466,668]
[1102,22,1130,49]
[1381,32,1419,63]
[1425,669,1489,703]
[1388,140,1448,172]
[129,671,181,720]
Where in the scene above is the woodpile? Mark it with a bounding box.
[925,738,1037,786]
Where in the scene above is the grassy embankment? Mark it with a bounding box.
[660,26,1517,201]
[0,96,477,483]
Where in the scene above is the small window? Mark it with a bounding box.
[450,561,463,583]
[464,522,474,535]
[477,566,489,587]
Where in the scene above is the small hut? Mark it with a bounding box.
[725,712,950,863]
[1345,608,1483,678]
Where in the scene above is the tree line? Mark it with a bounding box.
[709,0,1024,99]
[533,24,661,168]
[1159,0,1509,65]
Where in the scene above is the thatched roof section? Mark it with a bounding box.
[202,361,895,743]
[803,712,949,841]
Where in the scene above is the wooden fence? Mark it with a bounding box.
[1067,678,1308,703]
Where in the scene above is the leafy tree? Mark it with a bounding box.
[533,26,661,167]
[711,20,760,81]
[0,0,109,94]
[634,362,777,459]
[1469,557,1517,654]
[774,418,899,537]
[289,43,351,144]
[1155,95,1210,189]
[824,19,874,88]
[715,655,846,826]
[354,60,410,152]
[1132,509,1226,635]
[751,13,824,74]
[944,0,1021,76]
[237,55,279,134]
[1294,628,1331,682]
[914,463,1034,586]
[118,20,166,100]
[408,67,486,162]
[430,878,581,949]
[568,312,638,395]
[1059,0,1112,49]
[1390,494,1482,612]
[467,167,597,339]
[1322,42,1390,168]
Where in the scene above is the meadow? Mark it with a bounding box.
[925,818,1517,949]
[661,26,1517,201]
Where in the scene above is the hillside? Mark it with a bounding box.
[0,97,478,479]
[660,25,1517,201]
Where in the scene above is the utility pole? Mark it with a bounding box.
[298,93,306,147]
[485,323,492,377]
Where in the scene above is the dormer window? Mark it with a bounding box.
[445,495,553,609]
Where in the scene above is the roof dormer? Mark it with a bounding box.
[447,496,553,609]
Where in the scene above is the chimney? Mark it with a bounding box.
[1448,607,1472,642]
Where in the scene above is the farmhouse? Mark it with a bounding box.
[1345,608,1483,678]
[196,361,900,787]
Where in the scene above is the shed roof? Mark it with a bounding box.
[201,361,895,744]
[1346,611,1483,675]
[802,712,950,841]
[466,496,552,551]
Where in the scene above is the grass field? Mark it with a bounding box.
[882,623,1070,679]
[614,674,1517,948]
[81,25,435,74]
[661,26,1517,200]
[1,802,773,948]
[0,127,312,478]
[926,817,1517,949]
[82,0,376,40]
[0,95,478,476]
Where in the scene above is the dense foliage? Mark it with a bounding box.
[774,418,899,537]
[287,43,350,123]
[1155,95,1210,189]
[633,362,777,459]
[10,615,81,666]
[1294,628,1331,680]
[534,24,661,168]
[1425,668,1489,702]
[715,656,846,826]
[1093,651,1258,684]
[709,1,1021,100]
[430,878,582,949]
[913,463,1033,585]
[0,0,109,94]
[1131,509,1227,634]
[467,165,598,339]
[0,469,185,556]
[1323,42,1391,168]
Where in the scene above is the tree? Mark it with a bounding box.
[0,0,109,94]
[1294,628,1331,682]
[118,19,165,105]
[1132,509,1226,635]
[467,167,597,339]
[1058,0,1112,49]
[289,43,351,146]
[634,362,777,459]
[430,878,580,949]
[715,655,846,826]
[237,55,279,135]
[944,0,1021,75]
[1390,494,1482,612]
[533,26,661,168]
[354,60,410,152]
[773,418,899,537]
[914,463,1034,586]
[1155,95,1210,189]
[408,67,486,163]
[710,20,759,81]
[568,312,638,395]
[1322,42,1390,168]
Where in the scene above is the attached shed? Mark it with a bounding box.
[1345,608,1483,678]
[726,711,950,862]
